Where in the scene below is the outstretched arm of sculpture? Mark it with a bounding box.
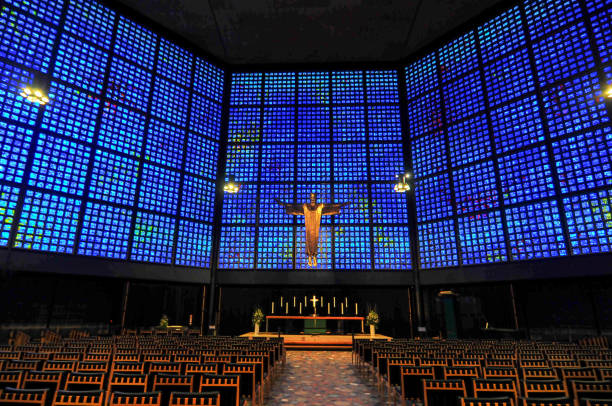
[321,202,349,215]
[274,198,305,216]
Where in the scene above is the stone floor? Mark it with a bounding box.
[265,350,389,406]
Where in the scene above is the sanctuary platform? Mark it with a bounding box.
[240,332,392,350]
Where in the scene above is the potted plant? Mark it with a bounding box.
[159,314,169,329]
[252,308,264,335]
[366,310,379,336]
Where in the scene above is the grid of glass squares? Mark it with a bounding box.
[107,57,151,112]
[191,93,222,140]
[483,48,534,107]
[0,6,57,73]
[334,226,371,269]
[405,52,438,100]
[28,133,91,196]
[407,91,442,137]
[369,143,404,182]
[415,174,453,222]
[331,71,364,104]
[65,0,114,50]
[524,0,582,41]
[297,107,330,142]
[563,189,612,255]
[194,57,224,103]
[541,72,609,138]
[0,185,19,246]
[231,73,262,106]
[0,121,33,184]
[176,221,212,268]
[296,225,331,269]
[221,183,257,224]
[218,226,256,268]
[553,127,612,194]
[438,31,477,83]
[367,105,402,141]
[591,10,612,64]
[298,72,329,104]
[144,119,185,170]
[151,77,189,127]
[14,190,80,253]
[78,202,131,259]
[157,38,193,88]
[478,6,525,63]
[506,200,567,260]
[365,70,399,103]
[228,108,261,143]
[371,183,410,224]
[333,183,369,224]
[181,175,216,222]
[257,226,294,269]
[263,107,294,143]
[185,133,218,179]
[333,144,367,181]
[498,145,555,205]
[297,144,330,182]
[53,33,108,94]
[258,183,294,224]
[448,114,492,167]
[131,212,175,264]
[332,106,365,141]
[0,61,40,126]
[418,220,459,269]
[585,0,610,13]
[454,161,499,214]
[5,0,64,26]
[264,72,295,105]
[138,164,180,215]
[41,82,100,144]
[532,23,594,87]
[98,103,145,158]
[226,144,260,182]
[114,16,157,70]
[458,210,507,264]
[261,144,294,182]
[443,71,485,124]
[88,149,139,206]
[491,94,544,154]
[373,226,411,269]
[412,131,446,179]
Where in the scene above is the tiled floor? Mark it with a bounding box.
[266,351,388,406]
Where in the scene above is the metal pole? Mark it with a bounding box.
[120,281,130,333]
[509,283,519,331]
[200,285,207,335]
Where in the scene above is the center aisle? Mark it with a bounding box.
[266,351,387,406]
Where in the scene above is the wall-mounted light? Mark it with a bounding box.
[605,85,612,100]
[394,173,412,193]
[223,175,241,193]
[20,86,49,105]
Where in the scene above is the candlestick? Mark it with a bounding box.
[272,302,275,314]
[304,296,307,306]
[355,303,358,315]
[280,296,283,306]
[285,302,288,314]
[299,303,302,314]
[333,297,336,307]
[327,303,330,314]
[321,296,323,306]
[341,303,344,315]
[293,296,296,307]
[345,297,348,307]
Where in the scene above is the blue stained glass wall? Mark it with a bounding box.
[221,69,410,270]
[407,0,612,269]
[0,0,224,270]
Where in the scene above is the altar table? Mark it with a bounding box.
[265,315,364,333]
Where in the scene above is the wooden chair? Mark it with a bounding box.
[42,361,75,374]
[520,397,573,406]
[110,362,145,381]
[236,356,265,406]
[0,352,21,361]
[473,378,518,405]
[585,399,612,406]
[169,392,220,406]
[522,380,568,399]
[444,366,480,397]
[486,359,515,368]
[0,371,23,391]
[423,379,467,406]
[22,353,50,362]
[522,368,558,381]
[6,360,39,372]
[108,392,161,406]
[22,371,63,405]
[148,362,180,382]
[0,387,47,406]
[384,357,416,400]
[174,354,200,365]
[421,358,449,380]
[152,374,193,406]
[63,372,104,391]
[108,373,148,393]
[572,380,612,403]
[113,354,140,363]
[401,366,435,405]
[560,367,597,393]
[460,397,514,406]
[600,369,612,382]
[223,364,257,406]
[52,390,104,406]
[199,374,241,406]
[585,361,612,369]
[185,364,218,392]
[52,354,80,363]
[75,362,107,374]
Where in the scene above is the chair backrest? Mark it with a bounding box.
[108,392,161,406]
[460,397,514,406]
[222,364,255,403]
[522,380,568,399]
[561,367,598,382]
[174,354,200,364]
[585,399,612,406]
[0,387,47,406]
[521,397,573,406]
[423,379,467,406]
[148,362,181,376]
[401,366,435,401]
[52,390,104,406]
[111,362,145,378]
[6,360,39,371]
[486,359,515,368]
[522,368,558,380]
[63,372,105,391]
[473,378,517,404]
[108,373,148,393]
[0,371,23,390]
[169,392,220,406]
[572,380,612,402]
[113,353,140,363]
[42,361,76,373]
[53,354,80,362]
[199,374,240,406]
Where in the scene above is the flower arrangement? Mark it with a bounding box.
[159,314,169,329]
[252,308,265,327]
[366,310,379,327]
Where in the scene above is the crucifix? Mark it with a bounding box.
[275,193,349,267]
[310,295,319,309]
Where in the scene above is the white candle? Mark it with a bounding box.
[327,303,330,314]
[272,302,274,314]
[304,296,307,306]
[345,297,348,307]
[286,303,288,314]
[333,297,336,307]
[280,297,283,306]
[341,303,344,315]
[299,303,302,314]
[293,296,296,307]
[321,296,324,306]
[355,303,358,315]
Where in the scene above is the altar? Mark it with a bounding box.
[265,315,365,334]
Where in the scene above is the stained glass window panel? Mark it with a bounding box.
[0,121,33,184]
[498,145,555,205]
[564,189,612,255]
[297,144,330,182]
[418,220,459,269]
[297,107,330,142]
[231,73,262,105]
[448,114,491,167]
[107,57,151,112]
[458,210,507,265]
[194,57,224,103]
[331,71,364,104]
[333,183,369,225]
[222,183,257,224]
[367,105,402,141]
[412,132,446,178]
[478,6,525,63]
[264,72,295,105]
[228,108,260,143]
[259,184,294,224]
[5,0,63,26]
[98,103,145,158]
[261,144,294,183]
[0,61,40,126]
[218,226,256,268]
[263,107,294,143]
[416,174,453,222]
[333,144,367,181]
[88,150,139,206]
[138,164,180,215]
[145,119,185,170]
[491,95,544,154]
[438,31,477,83]
[405,52,438,100]
[0,185,19,246]
[226,144,259,182]
[332,106,365,142]
[373,226,411,269]
[190,93,222,140]
[257,226,294,269]
[78,202,131,259]
[407,91,442,137]
[151,77,189,127]
[297,72,329,104]
[176,221,212,268]
[53,33,108,94]
[483,48,534,107]
[443,71,485,124]
[131,212,175,264]
[185,133,218,179]
[334,226,371,269]
[454,161,499,214]
[181,175,216,222]
[157,38,193,88]
[365,70,399,103]
[114,16,157,70]
[65,0,114,50]
[371,183,410,223]
[370,144,404,182]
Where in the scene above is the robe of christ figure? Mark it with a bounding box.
[275,193,349,267]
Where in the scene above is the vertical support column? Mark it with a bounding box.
[509,282,520,331]
[200,285,207,335]
[120,280,130,332]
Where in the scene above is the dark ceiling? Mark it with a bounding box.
[114,0,506,65]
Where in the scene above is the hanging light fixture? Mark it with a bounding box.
[20,86,50,105]
[223,175,241,193]
[605,85,612,99]
[394,173,412,193]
